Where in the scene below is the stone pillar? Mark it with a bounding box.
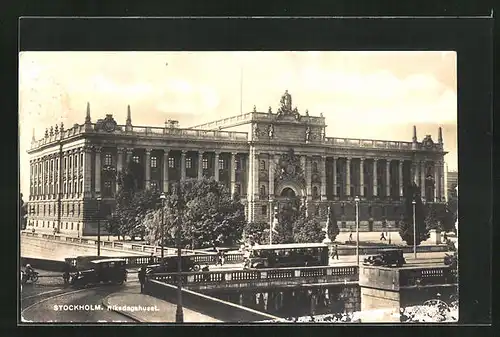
[346,157,351,196]
[439,161,445,202]
[412,161,418,185]
[64,152,69,198]
[434,162,439,202]
[231,152,237,196]
[181,150,187,181]
[305,156,312,199]
[386,160,391,198]
[332,157,337,196]
[373,159,378,197]
[116,147,124,194]
[398,160,404,197]
[83,147,92,198]
[214,151,220,181]
[162,149,169,193]
[94,147,102,196]
[126,148,133,164]
[268,153,274,198]
[145,149,151,189]
[198,151,204,180]
[52,156,56,198]
[320,155,327,200]
[420,161,426,199]
[246,151,252,201]
[253,151,260,200]
[359,158,365,197]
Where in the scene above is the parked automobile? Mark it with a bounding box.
[70,258,127,288]
[146,255,201,274]
[363,249,406,267]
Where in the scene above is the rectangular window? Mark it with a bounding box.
[151,156,157,168]
[168,157,175,168]
[261,205,267,215]
[219,158,225,170]
[202,158,208,170]
[186,158,192,169]
[104,153,112,166]
[132,155,140,163]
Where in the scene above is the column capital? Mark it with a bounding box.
[360,157,365,162]
[231,151,238,156]
[198,150,205,155]
[181,150,187,156]
[145,148,153,154]
[126,148,134,155]
[93,146,102,153]
[346,156,352,161]
[321,155,326,160]
[214,150,221,155]
[117,147,126,154]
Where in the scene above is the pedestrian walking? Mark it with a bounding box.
[138,265,147,293]
[348,232,353,242]
[331,244,339,260]
[380,232,386,241]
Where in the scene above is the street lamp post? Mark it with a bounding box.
[96,196,102,256]
[412,200,416,259]
[160,192,166,261]
[354,196,360,265]
[174,183,184,323]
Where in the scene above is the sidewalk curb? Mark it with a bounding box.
[101,295,144,322]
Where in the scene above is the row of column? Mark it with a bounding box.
[92,148,239,197]
[412,160,445,200]
[336,157,403,198]
[30,148,86,199]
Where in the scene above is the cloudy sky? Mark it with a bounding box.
[19,51,457,197]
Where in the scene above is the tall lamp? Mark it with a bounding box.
[412,199,416,259]
[160,192,166,261]
[96,195,102,256]
[174,183,184,323]
[354,196,360,265]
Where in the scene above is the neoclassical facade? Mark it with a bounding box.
[26,91,447,236]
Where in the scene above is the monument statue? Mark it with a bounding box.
[268,124,274,138]
[305,126,311,142]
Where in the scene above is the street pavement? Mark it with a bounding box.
[103,284,221,323]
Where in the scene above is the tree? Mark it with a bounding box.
[439,202,456,233]
[327,205,340,242]
[399,182,430,245]
[244,222,270,245]
[272,202,300,244]
[292,216,325,243]
[143,178,245,249]
[111,161,160,240]
[424,203,440,231]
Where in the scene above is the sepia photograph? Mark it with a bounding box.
[19,50,459,324]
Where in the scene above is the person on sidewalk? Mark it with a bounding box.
[331,245,339,260]
[148,253,155,264]
[380,232,386,241]
[348,231,353,242]
[216,250,222,266]
[138,265,147,293]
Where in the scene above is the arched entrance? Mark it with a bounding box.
[281,187,297,198]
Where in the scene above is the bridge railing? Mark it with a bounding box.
[21,230,210,256]
[147,265,359,286]
[399,266,457,287]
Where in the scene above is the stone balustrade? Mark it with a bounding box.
[399,266,457,288]
[21,230,208,257]
[29,123,249,151]
[147,265,359,291]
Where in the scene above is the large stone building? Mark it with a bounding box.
[26,91,447,236]
[446,169,458,201]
